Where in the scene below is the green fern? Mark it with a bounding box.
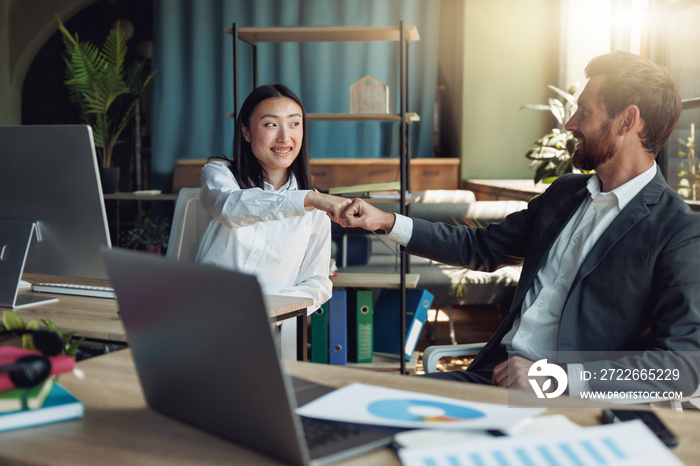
[56,13,155,168]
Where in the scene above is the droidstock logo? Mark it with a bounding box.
[528,359,568,399]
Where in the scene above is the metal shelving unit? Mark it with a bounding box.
[226,22,420,373]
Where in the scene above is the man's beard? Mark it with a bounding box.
[572,120,615,171]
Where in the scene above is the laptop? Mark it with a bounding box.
[102,247,400,465]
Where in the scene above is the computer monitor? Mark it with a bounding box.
[0,125,112,288]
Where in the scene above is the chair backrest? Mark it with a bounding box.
[166,188,211,262]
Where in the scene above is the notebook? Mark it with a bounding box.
[102,247,399,466]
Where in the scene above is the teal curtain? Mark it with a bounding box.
[152,0,440,189]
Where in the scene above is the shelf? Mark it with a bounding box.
[682,98,700,110]
[224,112,419,122]
[229,21,418,375]
[345,351,419,374]
[225,25,420,44]
[331,272,420,289]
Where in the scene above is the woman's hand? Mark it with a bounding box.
[304,192,353,223]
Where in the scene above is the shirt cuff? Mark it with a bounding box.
[387,214,413,246]
[290,190,313,212]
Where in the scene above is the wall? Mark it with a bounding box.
[458,0,560,180]
[0,0,95,125]
[3,0,559,184]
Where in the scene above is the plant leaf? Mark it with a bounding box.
[66,337,86,357]
[547,84,579,108]
[3,310,25,330]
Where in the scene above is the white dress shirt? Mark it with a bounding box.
[196,161,332,313]
[389,165,657,390]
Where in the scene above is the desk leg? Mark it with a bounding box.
[297,312,308,361]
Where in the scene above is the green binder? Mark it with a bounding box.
[310,301,329,363]
[347,290,373,363]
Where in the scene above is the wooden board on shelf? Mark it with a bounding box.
[225,25,420,44]
[345,351,419,374]
[171,158,459,193]
[224,112,419,122]
[311,158,460,192]
[331,273,420,289]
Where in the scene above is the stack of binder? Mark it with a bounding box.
[310,290,375,365]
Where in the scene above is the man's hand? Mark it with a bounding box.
[493,356,567,395]
[492,356,536,391]
[338,198,396,232]
[304,192,353,224]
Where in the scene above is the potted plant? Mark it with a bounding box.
[522,84,586,183]
[677,122,698,200]
[1,310,84,358]
[55,14,156,193]
[120,210,170,255]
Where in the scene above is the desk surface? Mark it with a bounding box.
[103,192,179,201]
[9,275,313,342]
[0,349,696,465]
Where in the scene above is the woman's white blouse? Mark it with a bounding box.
[195,161,332,313]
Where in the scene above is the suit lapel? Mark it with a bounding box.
[510,184,590,315]
[569,170,664,291]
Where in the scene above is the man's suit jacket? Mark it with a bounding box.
[406,169,700,392]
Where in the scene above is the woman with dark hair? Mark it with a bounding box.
[196,84,350,359]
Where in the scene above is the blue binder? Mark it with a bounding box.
[328,290,348,365]
[373,288,433,361]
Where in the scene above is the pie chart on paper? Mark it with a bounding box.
[367,399,485,423]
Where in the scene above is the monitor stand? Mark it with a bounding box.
[0,221,58,309]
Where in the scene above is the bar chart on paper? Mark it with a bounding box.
[398,420,682,466]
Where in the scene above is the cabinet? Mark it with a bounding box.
[310,158,459,192]
[226,23,419,373]
[171,157,459,193]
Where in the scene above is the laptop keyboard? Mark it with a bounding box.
[301,416,364,450]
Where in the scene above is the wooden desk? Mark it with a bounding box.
[103,192,179,201]
[10,275,312,342]
[0,349,696,465]
[463,179,547,202]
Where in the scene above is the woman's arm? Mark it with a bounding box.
[200,161,310,230]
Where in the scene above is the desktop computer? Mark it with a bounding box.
[0,125,112,307]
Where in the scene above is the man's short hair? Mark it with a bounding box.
[585,51,681,156]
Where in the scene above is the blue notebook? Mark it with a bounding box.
[0,383,84,433]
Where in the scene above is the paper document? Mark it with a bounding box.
[295,383,544,431]
[398,419,682,466]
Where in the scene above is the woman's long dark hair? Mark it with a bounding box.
[225,84,313,190]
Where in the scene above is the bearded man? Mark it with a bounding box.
[337,51,700,397]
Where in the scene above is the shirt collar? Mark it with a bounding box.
[586,164,657,210]
[263,174,297,192]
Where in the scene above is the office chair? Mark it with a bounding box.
[166,188,211,262]
[422,343,699,413]
[421,342,486,374]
